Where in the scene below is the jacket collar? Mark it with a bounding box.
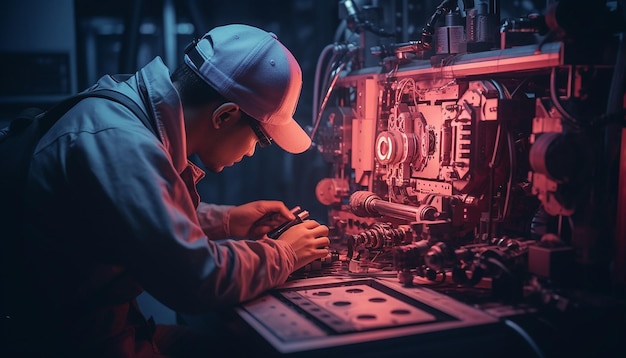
[137,57,189,174]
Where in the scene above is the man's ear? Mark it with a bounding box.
[212,102,241,128]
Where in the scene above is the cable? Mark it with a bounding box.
[486,121,502,238]
[503,319,546,358]
[485,257,513,278]
[310,52,354,142]
[312,44,336,127]
[489,79,516,221]
[509,77,530,98]
[333,19,348,43]
[549,67,581,131]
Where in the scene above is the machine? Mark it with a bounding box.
[233,1,626,356]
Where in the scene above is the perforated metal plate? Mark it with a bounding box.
[236,277,498,354]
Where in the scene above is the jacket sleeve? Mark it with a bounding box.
[196,202,234,240]
[63,110,296,312]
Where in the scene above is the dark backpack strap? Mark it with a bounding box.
[39,89,159,139]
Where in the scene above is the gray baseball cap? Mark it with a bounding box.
[184,24,311,154]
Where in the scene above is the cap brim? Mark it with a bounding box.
[262,118,312,154]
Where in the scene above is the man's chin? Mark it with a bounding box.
[204,165,224,173]
[206,162,234,173]
[214,163,234,172]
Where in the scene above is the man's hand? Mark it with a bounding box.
[277,220,330,271]
[227,201,295,239]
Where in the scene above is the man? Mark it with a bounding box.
[2,24,330,357]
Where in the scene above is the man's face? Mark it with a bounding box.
[194,114,261,173]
